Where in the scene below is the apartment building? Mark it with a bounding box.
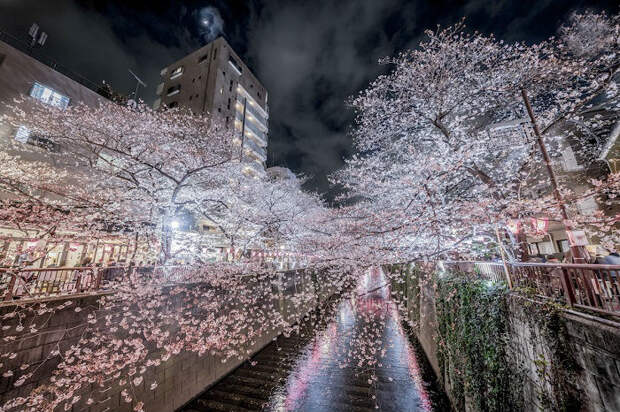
[491,114,620,257]
[154,36,269,176]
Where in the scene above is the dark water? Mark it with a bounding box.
[263,268,450,412]
[180,268,450,412]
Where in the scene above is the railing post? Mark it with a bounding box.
[581,269,600,309]
[74,272,82,293]
[4,271,17,301]
[93,268,102,290]
[559,268,576,307]
[494,227,513,288]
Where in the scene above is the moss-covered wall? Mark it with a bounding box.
[385,264,620,412]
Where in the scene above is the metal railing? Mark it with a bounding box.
[0,265,189,301]
[0,264,314,303]
[444,261,620,317]
[0,266,103,301]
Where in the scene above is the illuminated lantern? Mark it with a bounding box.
[531,218,549,235]
[506,220,521,234]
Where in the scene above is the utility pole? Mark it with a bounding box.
[521,88,585,263]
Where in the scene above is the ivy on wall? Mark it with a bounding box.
[386,265,584,412]
[435,274,522,412]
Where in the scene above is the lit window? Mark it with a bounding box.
[167,85,181,96]
[14,126,30,143]
[30,82,69,109]
[170,66,184,79]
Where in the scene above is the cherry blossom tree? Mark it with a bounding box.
[333,11,619,262]
[1,101,242,263]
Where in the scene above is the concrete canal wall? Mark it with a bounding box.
[0,269,339,412]
[387,263,620,412]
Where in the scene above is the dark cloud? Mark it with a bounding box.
[245,0,618,199]
[246,0,416,200]
[0,0,202,102]
[0,0,617,201]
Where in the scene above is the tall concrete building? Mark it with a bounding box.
[154,37,269,176]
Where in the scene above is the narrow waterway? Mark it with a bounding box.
[181,268,449,411]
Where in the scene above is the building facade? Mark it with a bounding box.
[0,34,148,268]
[492,114,620,258]
[154,37,269,176]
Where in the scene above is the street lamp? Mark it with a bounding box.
[169,219,180,230]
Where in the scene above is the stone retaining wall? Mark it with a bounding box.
[387,263,620,412]
[0,269,337,412]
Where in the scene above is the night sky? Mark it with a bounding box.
[0,0,617,201]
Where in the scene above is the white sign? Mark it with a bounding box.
[567,230,589,246]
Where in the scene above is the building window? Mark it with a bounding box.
[557,239,570,253]
[170,66,184,79]
[30,82,70,109]
[227,98,231,110]
[14,126,30,143]
[189,95,193,101]
[229,80,234,92]
[14,126,57,151]
[220,87,223,94]
[198,54,208,64]
[168,101,178,108]
[166,85,181,96]
[228,57,243,75]
[213,48,217,60]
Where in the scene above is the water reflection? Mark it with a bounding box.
[266,267,439,411]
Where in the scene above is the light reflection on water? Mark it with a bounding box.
[266,267,439,411]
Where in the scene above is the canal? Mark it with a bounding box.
[180,268,450,411]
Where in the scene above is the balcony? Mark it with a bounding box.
[244,103,268,130]
[235,111,268,147]
[243,160,265,176]
[244,140,267,162]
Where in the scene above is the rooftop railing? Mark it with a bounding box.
[0,29,100,94]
